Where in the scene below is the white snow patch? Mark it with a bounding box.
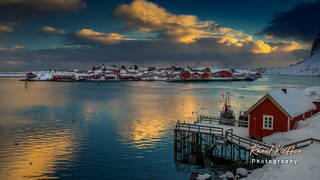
[236,168,248,177]
[247,105,320,180]
[263,113,320,144]
[225,171,234,179]
[269,88,316,118]
[303,86,320,102]
[196,173,212,180]
[262,52,320,76]
[246,144,320,180]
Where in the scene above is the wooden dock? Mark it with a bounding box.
[174,121,320,169]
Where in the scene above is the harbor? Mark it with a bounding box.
[173,89,320,179]
[21,65,260,82]
[1,0,320,179]
[1,76,320,179]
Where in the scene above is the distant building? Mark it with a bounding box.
[211,69,233,77]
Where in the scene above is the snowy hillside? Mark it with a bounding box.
[245,87,320,180]
[262,52,320,76]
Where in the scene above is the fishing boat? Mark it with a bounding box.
[219,92,236,125]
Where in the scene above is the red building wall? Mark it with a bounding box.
[217,71,233,77]
[313,102,320,114]
[200,73,210,79]
[291,109,317,129]
[249,97,289,138]
[202,68,211,73]
[180,71,192,79]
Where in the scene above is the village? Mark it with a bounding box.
[175,87,320,180]
[24,65,261,82]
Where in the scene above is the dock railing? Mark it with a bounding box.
[176,121,224,136]
[197,115,248,127]
[283,138,320,149]
[225,130,272,152]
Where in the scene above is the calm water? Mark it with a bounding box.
[0,76,319,180]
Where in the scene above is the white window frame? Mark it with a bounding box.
[263,115,273,130]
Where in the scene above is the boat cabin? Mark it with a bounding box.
[245,89,318,140]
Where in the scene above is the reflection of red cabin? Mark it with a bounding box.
[180,71,192,79]
[217,70,232,77]
[105,75,117,79]
[245,89,317,140]
[91,74,102,79]
[53,75,75,80]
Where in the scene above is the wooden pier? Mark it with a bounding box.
[197,114,248,127]
[174,121,320,169]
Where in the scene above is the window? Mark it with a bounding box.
[263,115,273,130]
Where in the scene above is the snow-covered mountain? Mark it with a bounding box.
[262,32,320,76]
[262,52,320,76]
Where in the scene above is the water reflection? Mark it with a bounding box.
[0,129,76,180]
[0,76,319,179]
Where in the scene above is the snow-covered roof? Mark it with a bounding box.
[211,68,232,73]
[304,86,320,102]
[269,88,316,118]
[234,69,257,75]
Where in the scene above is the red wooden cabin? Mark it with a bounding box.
[26,72,36,78]
[180,71,192,79]
[313,101,320,114]
[191,72,201,79]
[245,89,317,140]
[217,70,232,77]
[201,68,211,73]
[200,72,210,79]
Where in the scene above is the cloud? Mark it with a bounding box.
[71,29,134,45]
[252,40,272,54]
[112,0,304,54]
[217,29,305,54]
[0,39,309,72]
[0,45,24,51]
[40,27,134,46]
[258,1,320,42]
[113,0,216,44]
[218,31,253,47]
[3,60,27,65]
[0,24,13,32]
[0,0,86,12]
[0,22,18,32]
[271,41,305,52]
[41,26,66,35]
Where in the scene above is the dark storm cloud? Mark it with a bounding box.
[0,39,307,71]
[259,1,320,42]
[0,0,86,13]
[0,0,86,34]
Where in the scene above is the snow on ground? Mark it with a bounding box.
[262,52,320,76]
[263,113,320,145]
[262,86,320,145]
[245,143,320,180]
[269,89,316,118]
[247,101,320,179]
[304,86,320,102]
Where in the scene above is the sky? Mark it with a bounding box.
[0,0,319,71]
